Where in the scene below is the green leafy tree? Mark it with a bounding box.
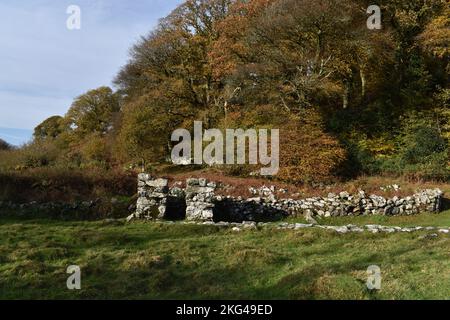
[116,96,178,169]
[33,116,64,140]
[65,87,120,140]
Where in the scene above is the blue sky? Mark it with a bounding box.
[0,0,183,145]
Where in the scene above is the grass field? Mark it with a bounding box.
[0,211,449,300]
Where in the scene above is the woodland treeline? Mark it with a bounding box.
[1,0,449,184]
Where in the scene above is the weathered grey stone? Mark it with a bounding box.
[126,213,136,222]
[135,176,170,220]
[187,178,199,186]
[294,223,313,229]
[198,178,207,187]
[242,221,257,229]
[138,173,152,182]
[146,178,168,189]
[326,226,349,234]
[185,178,216,221]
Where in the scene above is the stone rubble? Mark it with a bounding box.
[0,199,108,219]
[140,219,450,235]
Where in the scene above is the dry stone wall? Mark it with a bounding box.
[277,189,441,216]
[132,175,444,222]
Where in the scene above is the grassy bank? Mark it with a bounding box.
[0,211,449,300]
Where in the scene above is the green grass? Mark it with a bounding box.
[0,212,449,300]
[287,210,450,228]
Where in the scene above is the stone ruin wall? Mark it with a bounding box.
[131,174,444,222]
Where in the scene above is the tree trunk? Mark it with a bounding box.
[141,157,146,173]
[343,81,350,109]
[360,67,366,99]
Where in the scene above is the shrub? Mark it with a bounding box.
[397,126,449,180]
[401,127,447,165]
[343,141,382,177]
[370,125,450,180]
[0,139,11,151]
[79,134,111,166]
[0,140,59,171]
[0,167,136,205]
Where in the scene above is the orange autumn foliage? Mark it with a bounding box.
[278,110,347,184]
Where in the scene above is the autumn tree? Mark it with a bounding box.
[417,1,449,58]
[115,0,235,165]
[279,111,347,183]
[18,0,448,180]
